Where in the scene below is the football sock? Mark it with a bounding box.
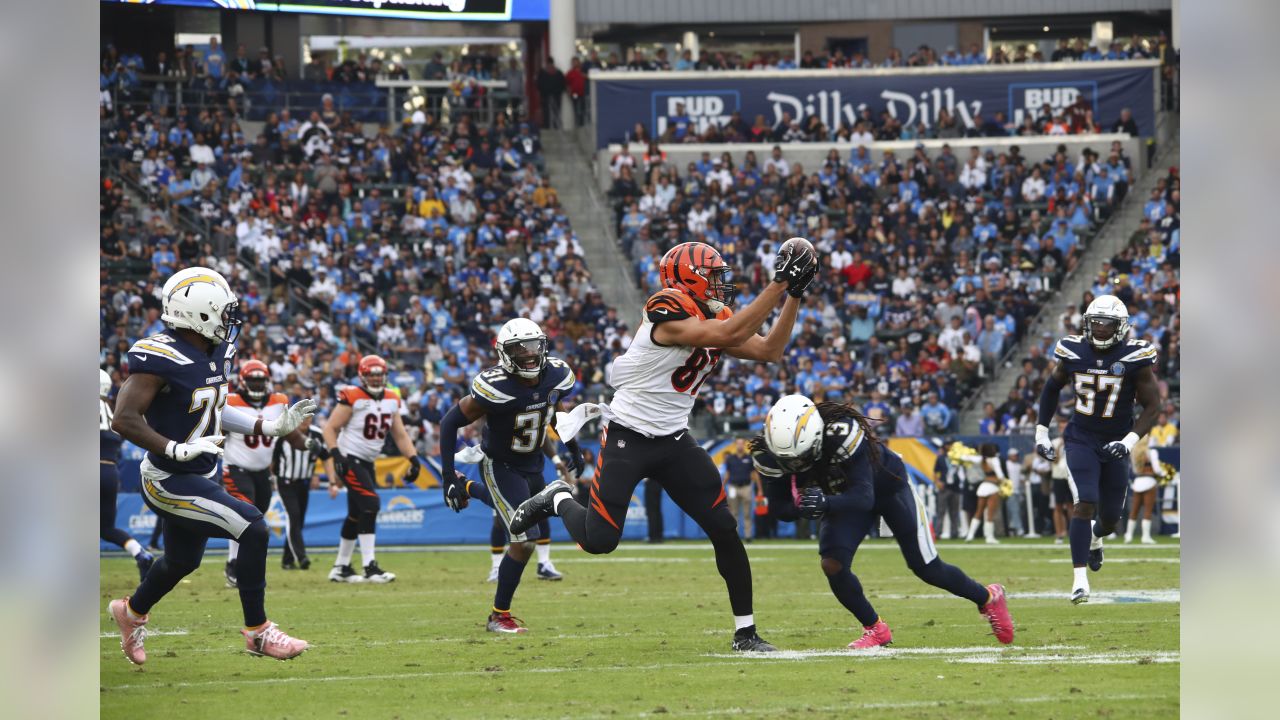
[491,549,504,569]
[913,558,990,606]
[557,496,587,540]
[493,553,528,611]
[733,614,755,632]
[227,540,239,563]
[1069,517,1094,566]
[336,537,356,567]
[235,521,269,628]
[826,569,879,627]
[1073,566,1089,590]
[1141,519,1153,541]
[536,540,551,565]
[1124,523,1135,542]
[358,533,376,567]
[552,490,574,514]
[468,480,493,507]
[123,539,144,558]
[489,512,507,547]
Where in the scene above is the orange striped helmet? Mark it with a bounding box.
[358,354,388,393]
[238,359,270,401]
[658,242,735,308]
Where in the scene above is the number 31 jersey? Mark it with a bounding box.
[224,392,288,471]
[469,357,576,473]
[607,289,729,437]
[1055,335,1158,438]
[336,386,403,462]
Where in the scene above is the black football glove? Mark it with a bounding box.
[307,437,331,461]
[566,449,585,478]
[797,486,828,519]
[773,245,818,298]
[443,472,469,512]
[1102,441,1131,460]
[404,456,422,484]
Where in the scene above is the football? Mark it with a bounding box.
[780,236,816,260]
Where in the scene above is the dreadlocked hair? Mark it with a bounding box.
[814,401,903,482]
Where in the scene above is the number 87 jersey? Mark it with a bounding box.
[336,384,404,462]
[606,289,729,437]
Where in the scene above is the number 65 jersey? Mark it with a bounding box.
[336,385,403,462]
[469,357,577,473]
[1055,335,1158,439]
[606,289,729,437]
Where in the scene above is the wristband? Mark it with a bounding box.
[1120,432,1140,452]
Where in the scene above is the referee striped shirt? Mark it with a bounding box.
[274,425,324,483]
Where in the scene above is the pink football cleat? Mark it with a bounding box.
[242,621,309,660]
[848,618,893,649]
[980,583,1015,644]
[108,597,148,665]
[486,611,528,634]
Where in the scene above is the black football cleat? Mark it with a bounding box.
[224,559,238,588]
[135,552,155,582]
[281,559,297,570]
[509,480,571,536]
[731,627,778,652]
[299,557,311,570]
[1088,547,1104,572]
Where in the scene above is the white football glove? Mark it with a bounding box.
[166,435,225,462]
[1034,425,1055,462]
[262,398,318,437]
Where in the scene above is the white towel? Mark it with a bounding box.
[554,403,603,443]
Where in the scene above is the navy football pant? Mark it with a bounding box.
[466,456,547,611]
[1063,424,1130,566]
[819,453,989,624]
[100,463,134,549]
[131,466,269,627]
[557,423,753,616]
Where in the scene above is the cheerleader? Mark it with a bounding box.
[1123,436,1161,544]
[964,443,1005,544]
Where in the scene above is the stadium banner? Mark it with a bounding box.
[591,62,1158,149]
[107,441,1179,548]
[102,1,551,22]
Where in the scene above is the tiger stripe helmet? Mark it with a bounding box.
[238,359,271,401]
[359,354,388,393]
[658,242,736,311]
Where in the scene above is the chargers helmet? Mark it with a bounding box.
[238,359,271,402]
[1082,295,1130,350]
[763,394,825,473]
[160,267,242,345]
[99,369,112,399]
[496,318,548,380]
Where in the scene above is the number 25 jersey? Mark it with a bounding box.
[607,289,728,437]
[336,385,403,462]
[1054,335,1158,438]
[126,332,236,477]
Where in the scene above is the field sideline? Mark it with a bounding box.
[100,538,1180,719]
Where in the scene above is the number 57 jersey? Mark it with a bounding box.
[336,385,403,462]
[1055,335,1158,439]
[607,289,729,437]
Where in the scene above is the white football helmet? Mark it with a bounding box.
[161,267,242,344]
[496,318,548,380]
[763,394,825,473]
[1082,294,1130,350]
[99,368,112,398]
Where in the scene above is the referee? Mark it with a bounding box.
[274,419,328,570]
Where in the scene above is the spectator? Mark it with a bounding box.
[536,57,566,129]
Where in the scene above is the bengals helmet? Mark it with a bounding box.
[359,354,388,394]
[658,242,736,312]
[238,359,271,402]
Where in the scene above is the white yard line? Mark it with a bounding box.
[99,629,189,638]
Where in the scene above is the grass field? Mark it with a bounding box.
[100,538,1179,719]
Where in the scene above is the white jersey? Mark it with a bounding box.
[336,385,403,461]
[224,392,288,471]
[606,289,728,437]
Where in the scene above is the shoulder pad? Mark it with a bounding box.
[644,289,701,324]
[384,387,403,402]
[337,386,367,405]
[129,335,195,366]
[268,393,290,406]
[547,357,576,392]
[1053,337,1083,361]
[1116,342,1159,365]
[751,449,785,478]
[471,369,516,406]
[226,393,249,408]
[823,419,866,462]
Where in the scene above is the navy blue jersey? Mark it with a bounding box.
[1054,335,1158,439]
[469,356,576,473]
[100,398,122,463]
[126,332,236,476]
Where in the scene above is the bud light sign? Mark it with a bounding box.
[592,63,1155,149]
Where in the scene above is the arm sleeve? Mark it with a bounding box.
[762,476,799,522]
[1037,372,1066,427]
[438,403,468,484]
[221,403,259,435]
